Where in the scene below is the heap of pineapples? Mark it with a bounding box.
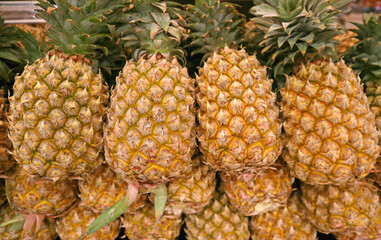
[251,0,381,239]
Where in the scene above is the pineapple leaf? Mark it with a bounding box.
[87,183,139,236]
[152,183,167,220]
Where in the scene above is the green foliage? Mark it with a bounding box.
[344,14,381,84]
[0,17,45,96]
[185,0,246,62]
[250,0,347,84]
[36,0,125,78]
[116,0,188,64]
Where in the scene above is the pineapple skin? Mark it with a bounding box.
[149,155,217,215]
[184,191,250,240]
[300,181,380,234]
[220,162,294,216]
[0,95,15,173]
[334,31,358,57]
[8,52,108,179]
[6,168,78,216]
[105,55,196,185]
[0,203,57,240]
[282,60,380,184]
[250,192,317,240]
[123,201,183,240]
[56,203,121,240]
[79,164,129,212]
[197,46,282,173]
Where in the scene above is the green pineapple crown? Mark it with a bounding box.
[0,16,44,95]
[186,0,246,59]
[344,14,381,84]
[250,0,351,81]
[36,0,124,74]
[116,0,187,64]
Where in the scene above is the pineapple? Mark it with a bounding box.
[334,202,381,239]
[251,0,380,185]
[7,0,122,180]
[79,164,147,213]
[56,203,121,240]
[123,200,183,240]
[6,167,78,216]
[14,24,47,43]
[300,181,380,234]
[0,94,13,174]
[184,187,250,240]
[149,155,217,215]
[343,14,381,184]
[334,31,358,57]
[220,160,294,216]
[250,192,317,240]
[0,203,57,240]
[104,0,196,185]
[186,0,282,173]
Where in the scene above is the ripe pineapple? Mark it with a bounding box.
[6,167,78,216]
[300,181,380,234]
[0,94,14,174]
[334,31,358,57]
[252,0,380,185]
[56,203,121,240]
[0,203,57,240]
[104,0,196,185]
[14,24,47,43]
[184,188,250,240]
[250,192,317,240]
[149,155,217,215]
[7,0,122,180]
[334,203,381,239]
[187,0,282,173]
[220,161,294,216]
[123,200,183,240]
[343,14,381,184]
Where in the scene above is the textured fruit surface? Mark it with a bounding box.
[79,164,128,212]
[0,203,57,240]
[0,96,14,173]
[6,168,78,215]
[154,156,216,215]
[197,46,282,173]
[221,162,294,216]
[105,55,196,184]
[334,31,358,57]
[56,203,121,240]
[366,82,381,131]
[185,190,250,240]
[300,181,379,234]
[334,201,381,240]
[250,192,317,240]
[8,52,108,179]
[282,60,380,184]
[123,201,183,240]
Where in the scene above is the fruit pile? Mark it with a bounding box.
[0,0,380,239]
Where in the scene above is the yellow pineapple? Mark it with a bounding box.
[148,155,217,215]
[14,24,48,43]
[7,0,121,180]
[187,0,282,173]
[250,192,317,240]
[300,181,380,234]
[220,161,294,216]
[123,200,183,240]
[0,203,57,240]
[6,167,78,216]
[184,188,250,240]
[334,31,358,57]
[252,0,380,185]
[56,203,121,240]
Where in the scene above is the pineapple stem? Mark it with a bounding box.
[86,182,139,236]
[153,183,167,220]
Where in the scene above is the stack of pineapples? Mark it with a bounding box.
[0,0,381,239]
